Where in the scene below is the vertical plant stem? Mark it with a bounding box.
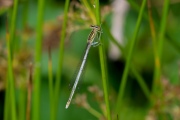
[7,23,17,120]
[19,2,29,120]
[158,0,169,55]
[7,69,17,120]
[4,75,10,120]
[32,0,45,120]
[131,67,151,100]
[127,0,148,20]
[19,85,26,120]
[54,0,70,116]
[10,0,19,53]
[152,0,169,98]
[104,23,151,101]
[147,0,160,104]
[22,0,29,29]
[103,23,123,51]
[48,47,55,120]
[81,0,96,23]
[26,63,33,120]
[5,0,19,119]
[116,0,147,112]
[94,1,111,120]
[4,18,11,120]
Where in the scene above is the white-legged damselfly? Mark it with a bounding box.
[65,25,102,109]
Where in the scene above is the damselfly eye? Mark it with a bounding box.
[90,25,100,29]
[96,26,100,30]
[90,25,95,28]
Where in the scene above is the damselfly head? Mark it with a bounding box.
[90,25,101,31]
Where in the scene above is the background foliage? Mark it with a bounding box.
[0,0,180,120]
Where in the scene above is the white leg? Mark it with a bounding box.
[91,41,101,47]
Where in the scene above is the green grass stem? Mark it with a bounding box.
[19,85,26,120]
[152,0,169,97]
[4,0,19,119]
[147,0,160,103]
[81,0,96,23]
[4,74,10,120]
[48,47,55,120]
[158,0,170,53]
[32,0,45,120]
[4,19,11,120]
[18,2,29,119]
[26,63,33,120]
[94,1,111,120]
[10,0,19,53]
[166,35,180,53]
[22,0,29,29]
[85,104,103,119]
[128,0,148,20]
[7,23,17,120]
[54,0,70,116]
[131,67,151,100]
[103,23,124,51]
[103,23,151,101]
[116,0,147,112]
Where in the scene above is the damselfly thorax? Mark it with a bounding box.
[88,25,101,44]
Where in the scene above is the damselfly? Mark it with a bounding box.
[65,25,102,109]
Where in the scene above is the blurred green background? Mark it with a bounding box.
[0,0,180,120]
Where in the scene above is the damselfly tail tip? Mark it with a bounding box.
[65,104,68,109]
[65,101,70,109]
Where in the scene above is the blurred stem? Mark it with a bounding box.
[152,0,169,98]
[85,104,103,119]
[103,23,123,51]
[166,35,180,53]
[19,85,26,120]
[104,23,151,101]
[127,0,148,20]
[26,63,33,120]
[19,1,29,120]
[131,67,151,100]
[4,18,10,120]
[152,0,169,96]
[158,0,169,62]
[10,0,19,54]
[81,0,96,24]
[48,47,55,120]
[4,75,10,120]
[5,0,19,119]
[22,0,29,29]
[7,23,17,120]
[94,1,111,120]
[32,0,45,120]
[116,0,147,112]
[147,0,160,102]
[54,0,70,116]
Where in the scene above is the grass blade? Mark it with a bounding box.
[26,63,33,120]
[10,0,19,53]
[152,0,170,98]
[32,0,45,119]
[4,0,19,119]
[94,1,111,120]
[104,22,151,101]
[54,0,70,117]
[7,21,17,120]
[48,47,55,120]
[116,0,147,112]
